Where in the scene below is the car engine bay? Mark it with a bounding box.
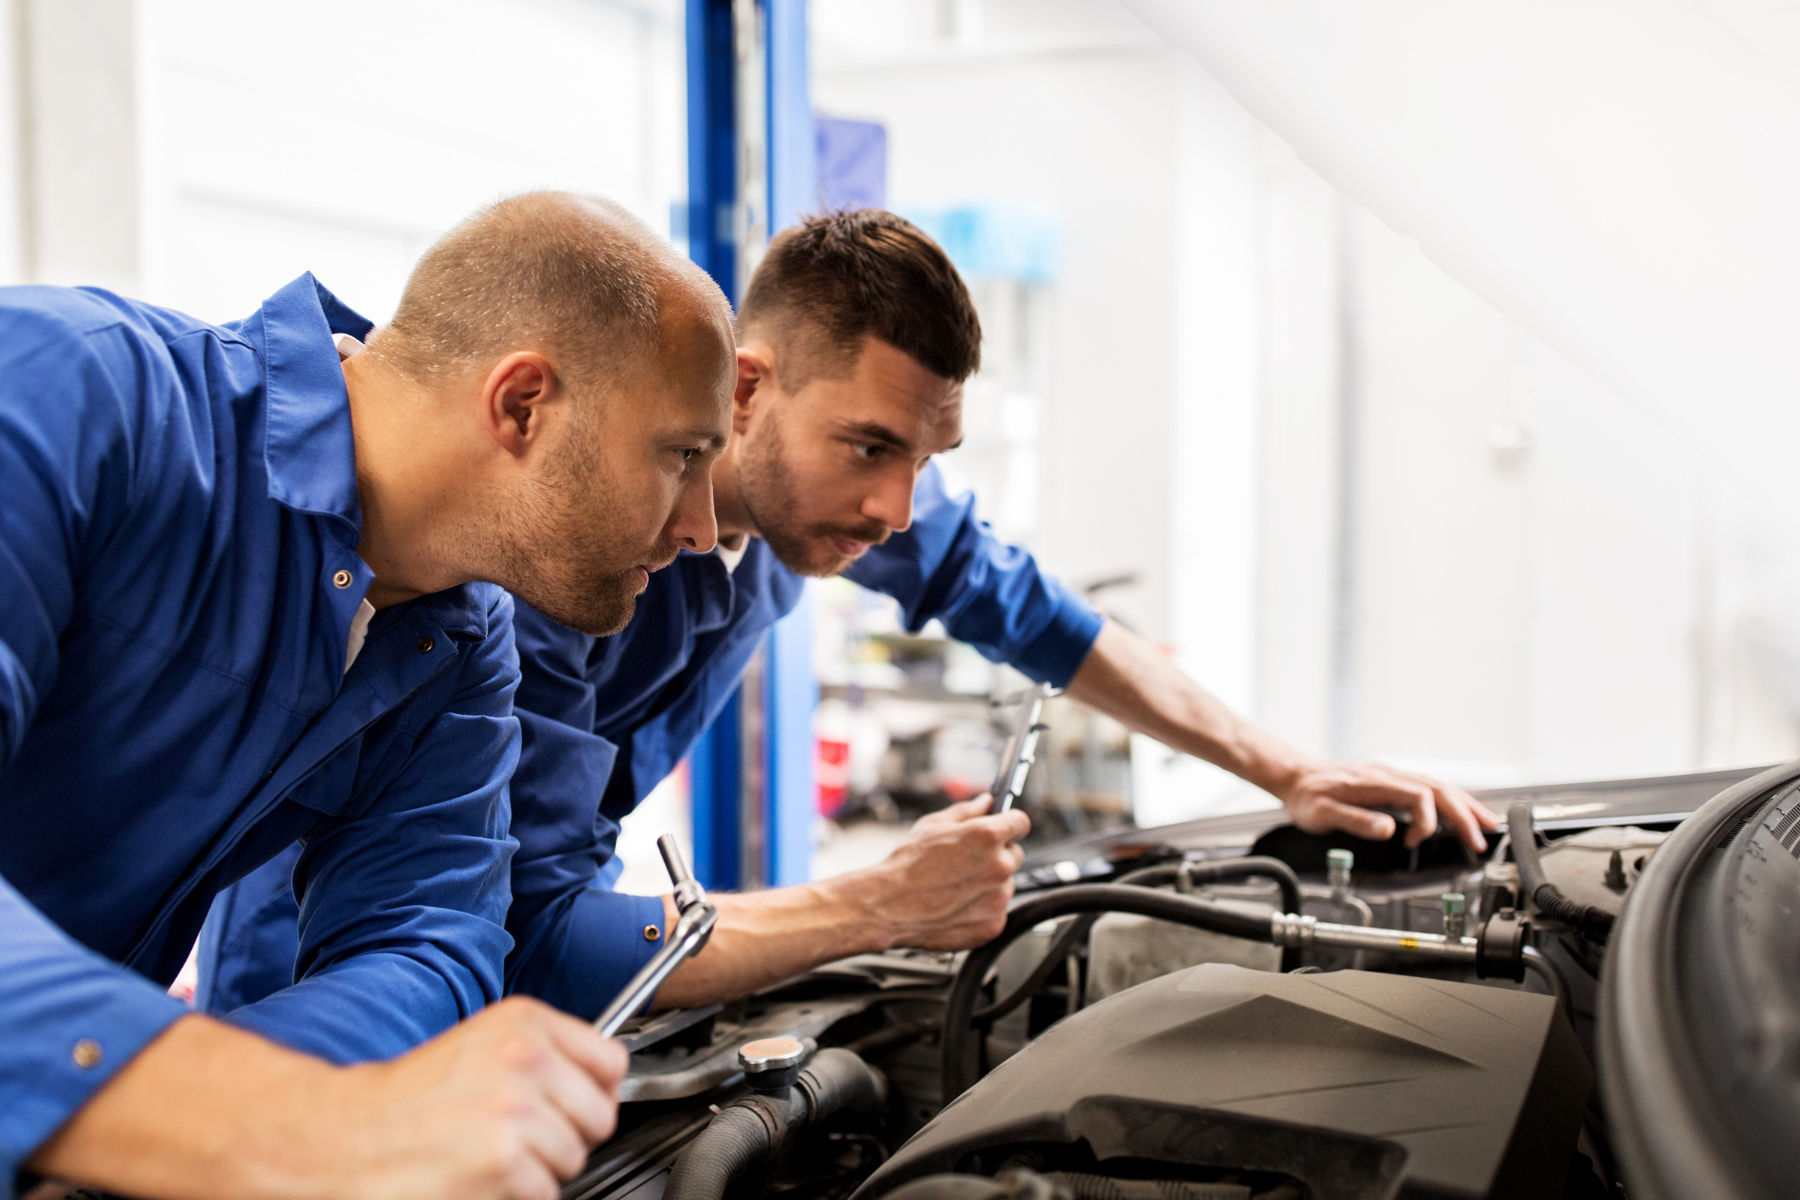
[559,762,1786,1200]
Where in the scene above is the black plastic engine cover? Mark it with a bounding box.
[856,964,1589,1200]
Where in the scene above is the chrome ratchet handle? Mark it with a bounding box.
[593,834,719,1037]
[992,682,1051,813]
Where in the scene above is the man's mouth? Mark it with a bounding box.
[829,536,870,560]
[629,553,677,594]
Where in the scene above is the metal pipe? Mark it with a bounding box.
[1270,913,1479,963]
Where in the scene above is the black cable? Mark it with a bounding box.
[1114,856,1303,972]
[1113,855,1304,918]
[1507,804,1615,939]
[976,856,1307,1027]
[844,1019,937,1059]
[941,885,1276,1101]
[971,913,1100,1025]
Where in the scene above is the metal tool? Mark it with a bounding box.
[991,682,1052,813]
[593,834,719,1036]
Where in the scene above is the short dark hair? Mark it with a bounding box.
[737,209,981,388]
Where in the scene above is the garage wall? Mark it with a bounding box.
[135,0,684,325]
[815,0,1800,819]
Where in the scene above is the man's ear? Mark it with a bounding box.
[481,352,560,458]
[734,346,776,435]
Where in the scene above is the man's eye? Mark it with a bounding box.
[852,443,882,460]
[678,447,700,462]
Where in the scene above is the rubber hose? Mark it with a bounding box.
[1115,856,1304,972]
[879,1177,1023,1200]
[971,912,1101,1025]
[880,1171,1068,1200]
[663,1049,886,1200]
[845,1019,937,1059]
[983,856,1307,1024]
[797,1046,889,1124]
[1507,804,1615,939]
[1113,855,1304,918]
[942,885,1277,1101]
[663,1101,783,1200]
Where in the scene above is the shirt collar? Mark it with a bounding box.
[260,273,375,534]
[715,536,749,575]
[367,581,498,643]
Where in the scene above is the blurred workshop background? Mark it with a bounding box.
[8,0,1800,889]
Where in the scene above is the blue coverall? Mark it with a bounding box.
[202,463,1102,1020]
[0,276,519,1190]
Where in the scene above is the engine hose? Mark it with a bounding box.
[663,1103,777,1200]
[1113,855,1304,919]
[663,1048,887,1200]
[981,857,1307,1024]
[1507,804,1615,939]
[942,885,1278,1101]
[1114,857,1303,972]
[971,912,1101,1025]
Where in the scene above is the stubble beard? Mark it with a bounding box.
[736,412,889,578]
[491,432,659,638]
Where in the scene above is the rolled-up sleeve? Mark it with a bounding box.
[220,593,522,1064]
[846,462,1105,686]
[0,312,190,1184]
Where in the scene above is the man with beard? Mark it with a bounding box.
[204,209,1499,1023]
[0,191,733,1200]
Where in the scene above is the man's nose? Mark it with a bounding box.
[861,467,915,534]
[669,474,718,553]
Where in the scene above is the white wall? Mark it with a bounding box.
[818,35,1184,642]
[4,0,1794,822]
[135,0,685,324]
[815,0,1800,823]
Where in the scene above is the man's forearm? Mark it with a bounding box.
[650,795,1028,1010]
[28,1015,339,1200]
[1059,619,1499,850]
[652,877,892,1010]
[1062,620,1310,796]
[32,999,631,1200]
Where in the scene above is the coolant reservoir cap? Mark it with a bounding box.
[738,1036,805,1073]
[1327,849,1355,870]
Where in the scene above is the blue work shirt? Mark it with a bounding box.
[0,276,519,1187]
[205,464,1101,1023]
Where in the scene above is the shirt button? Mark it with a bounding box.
[644,924,661,942]
[332,569,353,589]
[417,637,434,654]
[72,1039,103,1068]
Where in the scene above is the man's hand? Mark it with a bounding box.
[29,997,628,1200]
[865,793,1032,951]
[649,793,1031,1009]
[1063,620,1500,855]
[1275,760,1499,853]
[322,997,627,1200]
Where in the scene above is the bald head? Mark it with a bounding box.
[372,190,728,398]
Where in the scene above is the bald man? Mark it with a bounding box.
[0,193,727,1200]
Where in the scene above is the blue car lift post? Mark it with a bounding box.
[684,0,817,891]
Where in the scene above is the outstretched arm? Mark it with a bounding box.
[1062,620,1499,851]
[650,795,1028,1010]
